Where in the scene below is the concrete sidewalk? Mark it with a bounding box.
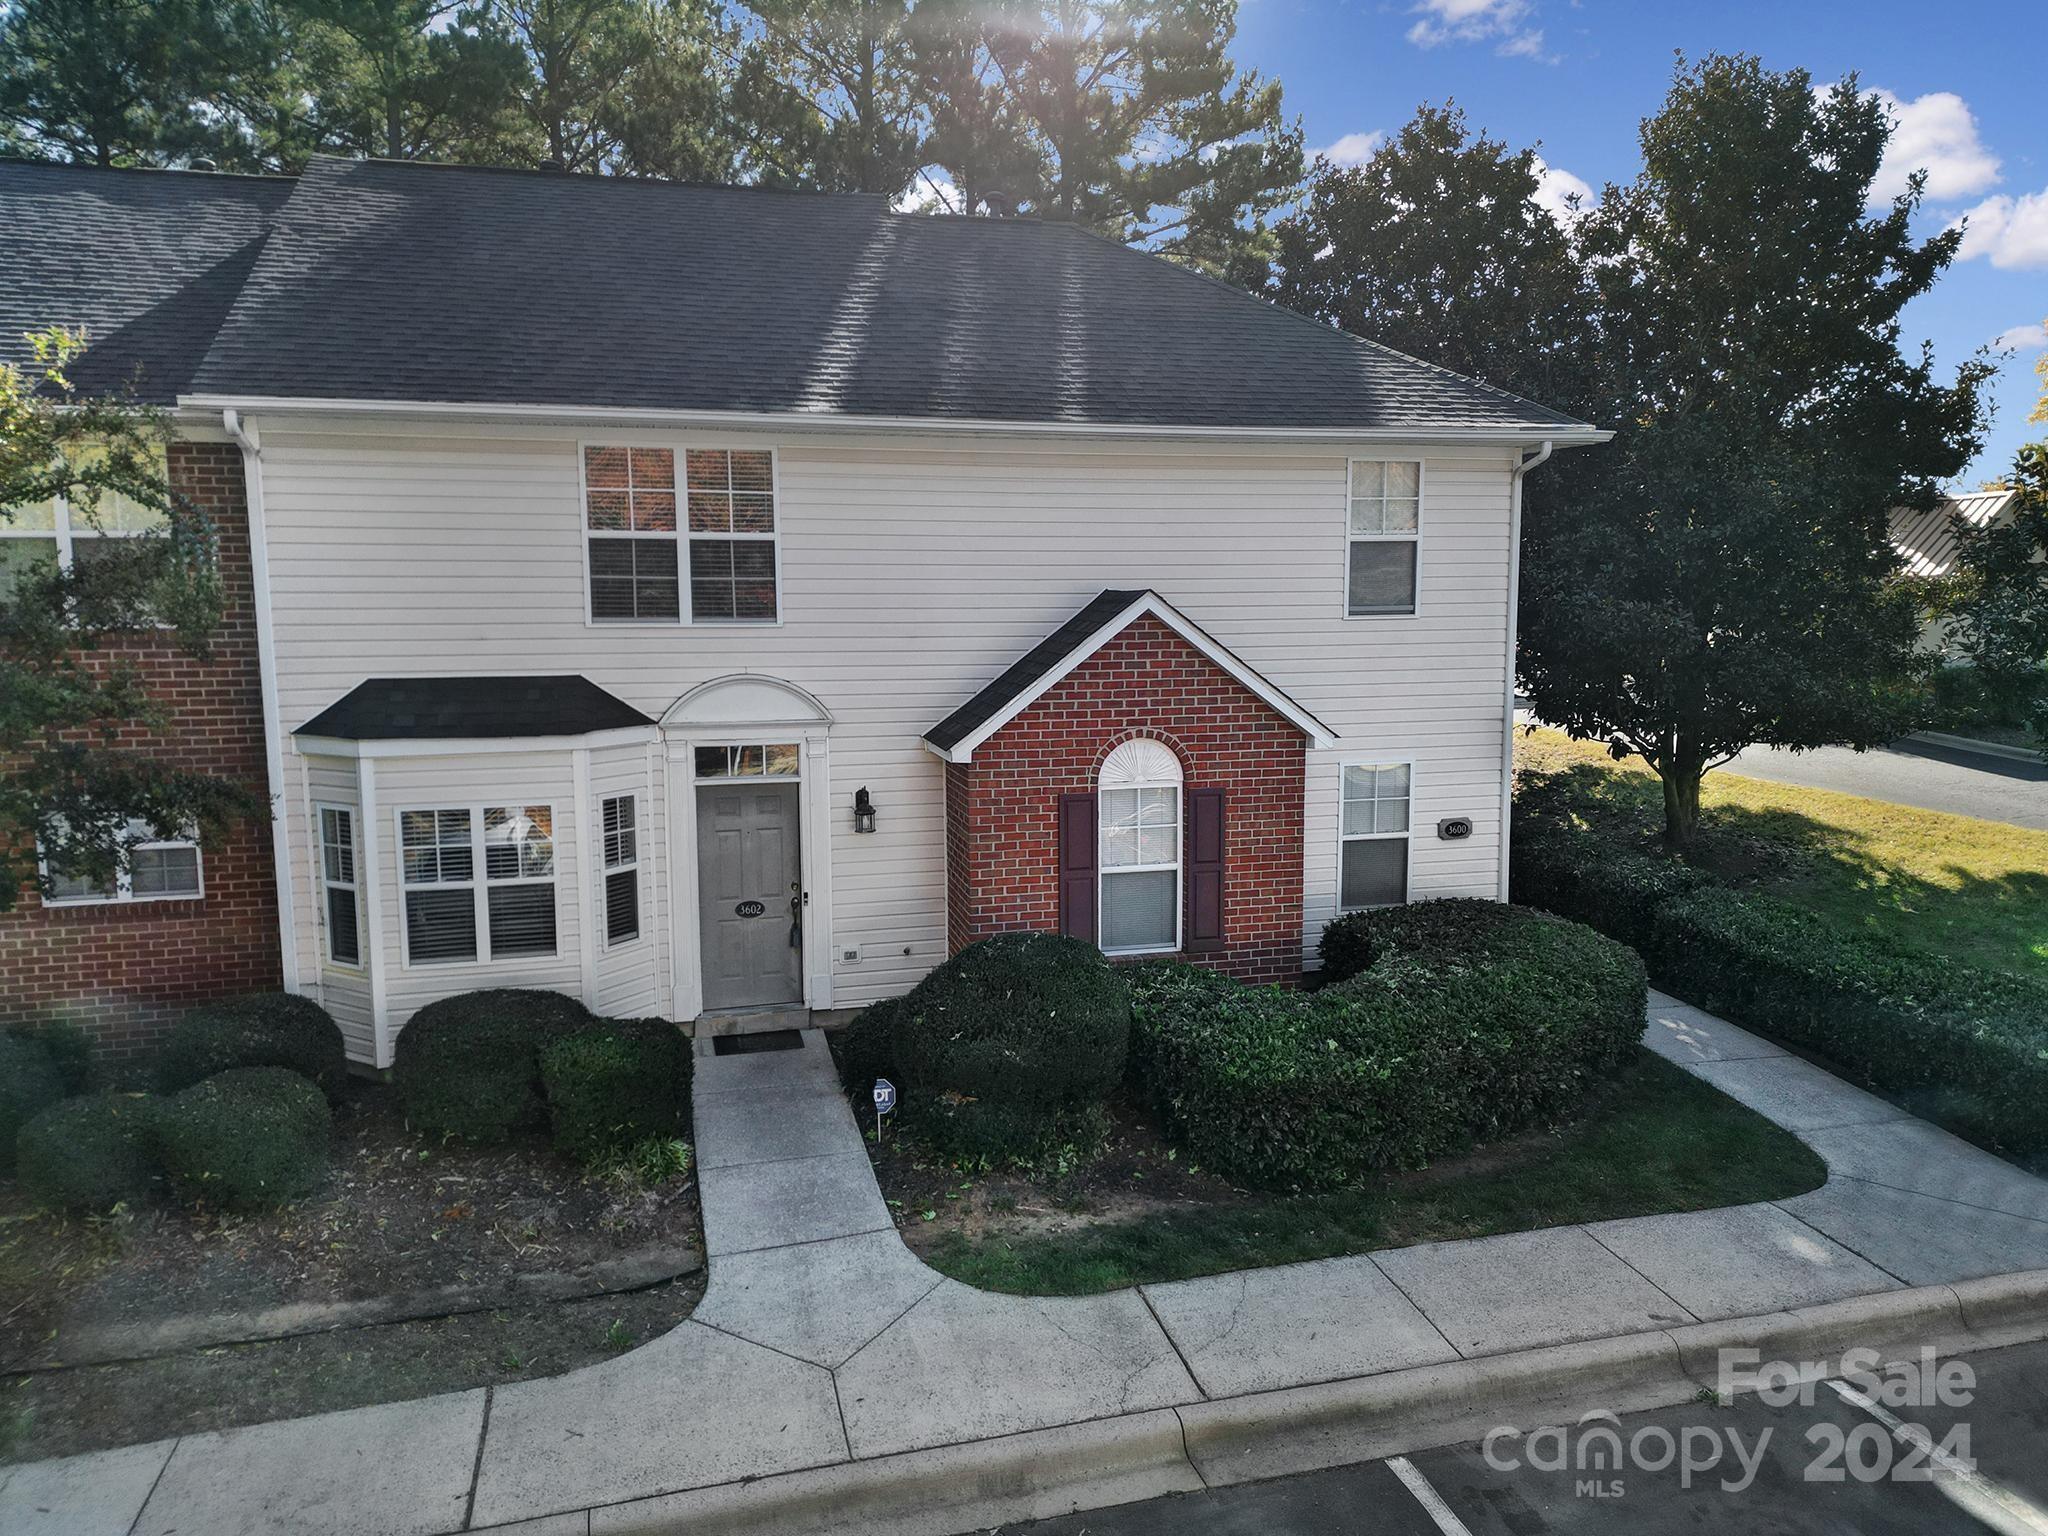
[8,998,2048,1536]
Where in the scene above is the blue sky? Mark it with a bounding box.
[1232,0,2047,487]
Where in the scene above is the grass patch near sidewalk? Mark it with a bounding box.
[915,1051,1822,1296]
[1517,729,2048,981]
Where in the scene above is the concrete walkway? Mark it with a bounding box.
[7,998,2048,1535]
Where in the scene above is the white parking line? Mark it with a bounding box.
[1826,1377,2048,1535]
[1386,1455,1476,1536]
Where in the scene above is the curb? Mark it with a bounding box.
[1905,730,2043,765]
[510,1273,2048,1535]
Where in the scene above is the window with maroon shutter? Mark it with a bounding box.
[1058,792,1098,942]
[1186,788,1225,952]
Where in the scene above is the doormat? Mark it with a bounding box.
[711,1029,805,1055]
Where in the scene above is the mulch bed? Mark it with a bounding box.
[0,1077,701,1375]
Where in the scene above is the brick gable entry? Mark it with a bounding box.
[0,441,280,1067]
[943,613,1307,984]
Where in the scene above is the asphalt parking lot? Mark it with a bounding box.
[977,1339,2048,1535]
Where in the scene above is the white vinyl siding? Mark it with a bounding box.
[260,424,1521,1036]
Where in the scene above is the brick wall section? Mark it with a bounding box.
[945,613,1306,985]
[0,441,280,1066]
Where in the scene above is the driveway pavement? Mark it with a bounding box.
[6,1002,2047,1536]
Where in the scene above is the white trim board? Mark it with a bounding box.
[923,590,1340,763]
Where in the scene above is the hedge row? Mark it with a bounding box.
[832,933,1131,1163]
[1127,901,1645,1189]
[1511,812,2048,1153]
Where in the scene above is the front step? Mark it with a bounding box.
[693,1004,811,1038]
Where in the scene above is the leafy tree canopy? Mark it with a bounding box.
[0,328,264,909]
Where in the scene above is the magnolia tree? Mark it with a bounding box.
[0,326,262,908]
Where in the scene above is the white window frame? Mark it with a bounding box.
[395,801,561,968]
[316,803,363,970]
[599,791,642,951]
[1098,740,1184,958]
[579,440,784,629]
[37,820,204,907]
[1338,759,1414,912]
[1344,458,1424,620]
[0,462,170,595]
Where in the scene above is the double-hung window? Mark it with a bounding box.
[601,794,640,948]
[1098,739,1183,955]
[41,818,203,905]
[584,444,778,624]
[318,806,362,966]
[1346,460,1421,616]
[399,804,558,964]
[1,452,171,602]
[1339,763,1412,910]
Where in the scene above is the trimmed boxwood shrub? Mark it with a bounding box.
[156,1067,330,1209]
[157,993,349,1102]
[1508,814,1705,954]
[1318,896,1528,982]
[395,989,593,1142]
[0,1033,67,1174]
[889,933,1131,1162]
[540,1018,691,1165]
[1134,902,1645,1189]
[7,1016,96,1095]
[1648,888,2048,1152]
[17,1095,161,1212]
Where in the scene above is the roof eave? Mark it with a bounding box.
[177,393,1609,447]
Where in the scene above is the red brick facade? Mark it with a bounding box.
[944,613,1307,984]
[0,441,280,1066]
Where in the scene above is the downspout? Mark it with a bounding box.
[1498,439,1554,903]
[224,409,299,992]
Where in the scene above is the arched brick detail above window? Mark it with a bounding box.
[941,612,1307,985]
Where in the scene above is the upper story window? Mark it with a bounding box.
[1099,738,1183,956]
[583,444,779,625]
[1347,460,1421,617]
[41,818,202,906]
[0,452,171,602]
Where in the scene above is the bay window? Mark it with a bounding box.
[400,804,558,964]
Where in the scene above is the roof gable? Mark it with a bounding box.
[924,591,1338,761]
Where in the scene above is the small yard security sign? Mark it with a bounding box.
[873,1078,896,1145]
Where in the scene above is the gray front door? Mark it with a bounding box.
[696,782,802,1011]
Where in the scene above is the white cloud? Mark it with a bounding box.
[894,173,960,215]
[1866,89,2000,204]
[1956,186,2048,269]
[1315,131,1385,169]
[1992,321,2048,352]
[1531,157,1593,223]
[1405,0,1550,61]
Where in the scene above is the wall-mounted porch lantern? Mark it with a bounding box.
[853,786,878,834]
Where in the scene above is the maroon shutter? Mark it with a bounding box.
[1058,792,1098,943]
[1186,788,1226,953]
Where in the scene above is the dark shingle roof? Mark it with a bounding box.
[296,676,653,741]
[0,161,293,403]
[927,591,1147,753]
[188,156,1592,434]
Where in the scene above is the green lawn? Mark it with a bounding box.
[921,1050,1823,1296]
[1518,729,2048,981]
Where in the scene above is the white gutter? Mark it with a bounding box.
[180,394,1610,449]
[223,408,299,992]
[1498,439,1554,904]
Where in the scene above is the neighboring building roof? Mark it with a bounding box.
[181,156,1596,437]
[0,160,293,403]
[296,675,654,741]
[1890,490,2021,579]
[924,590,1338,761]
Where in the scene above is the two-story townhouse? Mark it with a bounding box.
[2,155,1606,1067]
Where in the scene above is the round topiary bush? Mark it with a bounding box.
[890,933,1131,1162]
[540,1018,691,1165]
[156,1067,330,1209]
[6,1015,97,1095]
[17,1094,161,1212]
[395,989,594,1142]
[0,1032,68,1175]
[157,993,349,1102]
